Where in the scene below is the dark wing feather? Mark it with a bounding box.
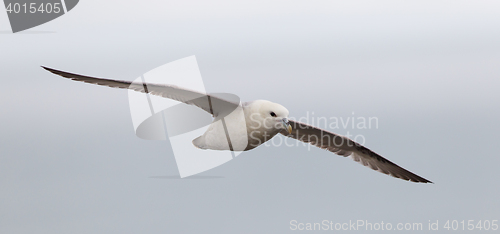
[281,120,432,183]
[42,66,238,116]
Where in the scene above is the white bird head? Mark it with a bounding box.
[248,100,292,134]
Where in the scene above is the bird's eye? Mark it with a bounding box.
[270,112,276,117]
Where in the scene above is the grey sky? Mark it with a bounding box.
[1,1,499,233]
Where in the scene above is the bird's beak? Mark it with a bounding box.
[282,118,292,134]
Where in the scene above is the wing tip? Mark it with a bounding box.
[41,66,62,76]
[41,65,53,71]
[41,66,89,80]
[407,175,433,184]
[416,178,433,184]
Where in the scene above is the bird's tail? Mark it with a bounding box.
[192,136,208,150]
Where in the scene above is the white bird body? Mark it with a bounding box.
[193,100,288,151]
[192,104,248,151]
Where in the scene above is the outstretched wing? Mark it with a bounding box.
[42,66,239,116]
[281,120,432,183]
